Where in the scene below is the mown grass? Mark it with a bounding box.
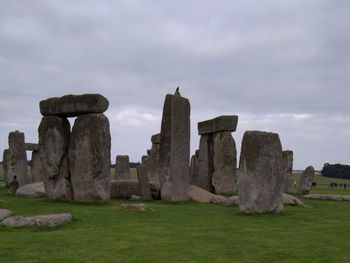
[0,166,350,262]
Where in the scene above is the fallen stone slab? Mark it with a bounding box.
[283,193,304,206]
[0,209,13,221]
[40,94,109,117]
[16,182,46,197]
[119,203,152,212]
[303,194,350,201]
[1,213,72,228]
[130,195,142,201]
[198,115,238,135]
[188,185,228,204]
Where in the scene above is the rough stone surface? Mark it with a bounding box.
[0,209,13,221]
[303,194,350,201]
[143,133,160,183]
[110,179,141,199]
[198,115,238,135]
[226,196,239,206]
[2,149,10,186]
[115,155,130,179]
[141,155,149,164]
[151,133,160,144]
[8,131,28,187]
[159,92,191,202]
[130,195,142,200]
[69,113,111,203]
[1,213,72,228]
[25,143,38,151]
[149,182,161,200]
[119,203,152,212]
[30,150,44,183]
[40,94,109,117]
[282,150,293,193]
[238,131,284,214]
[212,131,236,195]
[137,165,152,200]
[38,116,73,201]
[190,150,199,185]
[16,182,46,197]
[283,193,304,206]
[188,185,222,203]
[298,166,315,195]
[197,135,214,191]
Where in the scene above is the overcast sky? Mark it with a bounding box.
[0,0,349,170]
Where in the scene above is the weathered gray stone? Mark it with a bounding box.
[137,165,152,200]
[119,203,152,212]
[188,185,228,205]
[39,116,73,201]
[159,91,191,202]
[2,149,10,186]
[298,166,315,194]
[190,150,199,185]
[16,181,46,197]
[238,131,284,214]
[110,179,141,198]
[198,115,238,135]
[303,194,350,201]
[115,155,130,179]
[151,133,160,144]
[69,113,111,203]
[197,135,214,192]
[149,182,161,200]
[282,150,293,193]
[147,149,151,155]
[40,94,109,117]
[141,155,149,164]
[8,131,28,187]
[283,193,304,206]
[0,209,13,221]
[212,131,236,195]
[130,195,142,200]
[30,150,44,183]
[1,213,72,228]
[25,143,38,151]
[143,134,160,183]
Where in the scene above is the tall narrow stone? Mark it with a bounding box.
[30,150,44,183]
[212,131,236,195]
[39,116,72,200]
[298,166,315,195]
[197,135,214,191]
[115,155,130,179]
[69,113,111,202]
[190,150,199,185]
[282,150,293,193]
[2,149,10,186]
[143,133,160,183]
[8,131,28,187]
[159,91,190,202]
[238,131,284,214]
[137,165,152,200]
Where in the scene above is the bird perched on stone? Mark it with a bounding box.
[175,86,181,96]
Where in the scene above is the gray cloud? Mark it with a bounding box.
[1,0,349,169]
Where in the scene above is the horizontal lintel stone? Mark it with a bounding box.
[198,115,238,135]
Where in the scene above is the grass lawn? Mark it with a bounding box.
[0,166,350,262]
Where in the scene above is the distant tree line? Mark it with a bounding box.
[321,163,350,179]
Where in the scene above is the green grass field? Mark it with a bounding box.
[0,166,350,262]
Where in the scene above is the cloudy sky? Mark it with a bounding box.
[0,0,349,170]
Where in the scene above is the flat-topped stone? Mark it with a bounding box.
[1,213,72,228]
[151,133,160,144]
[40,94,109,117]
[25,143,38,151]
[198,115,238,135]
[303,194,350,201]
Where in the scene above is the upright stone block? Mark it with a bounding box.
[197,135,214,191]
[238,131,284,214]
[282,150,293,193]
[69,113,111,202]
[38,116,72,200]
[30,150,44,183]
[298,166,315,195]
[190,150,199,186]
[115,155,130,179]
[212,131,236,195]
[143,133,160,183]
[2,149,10,186]
[159,91,190,202]
[137,165,152,200]
[8,131,28,187]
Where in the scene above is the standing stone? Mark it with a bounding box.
[212,131,236,195]
[298,166,315,195]
[69,113,111,202]
[159,90,190,202]
[8,131,28,187]
[197,135,214,191]
[38,116,72,201]
[30,150,44,183]
[190,150,199,185]
[2,149,10,186]
[143,133,160,183]
[115,155,130,179]
[238,131,284,214]
[141,155,149,164]
[282,150,293,193]
[137,165,152,200]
